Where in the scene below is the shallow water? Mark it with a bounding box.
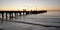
[0,11,60,30]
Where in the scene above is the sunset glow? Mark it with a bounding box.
[0,0,60,11]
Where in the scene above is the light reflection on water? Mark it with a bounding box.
[0,11,60,30]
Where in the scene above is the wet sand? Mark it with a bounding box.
[0,11,60,30]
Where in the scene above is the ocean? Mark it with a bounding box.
[0,11,60,30]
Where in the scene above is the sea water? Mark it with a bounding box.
[0,11,60,30]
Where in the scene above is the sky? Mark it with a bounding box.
[0,0,60,11]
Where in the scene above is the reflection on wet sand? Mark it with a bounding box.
[0,28,4,30]
[0,15,60,28]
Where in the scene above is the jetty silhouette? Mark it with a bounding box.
[0,10,47,20]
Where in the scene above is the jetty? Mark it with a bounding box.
[0,10,47,21]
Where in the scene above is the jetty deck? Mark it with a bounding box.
[0,10,47,21]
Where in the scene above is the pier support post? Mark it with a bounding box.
[16,13,18,16]
[15,13,17,17]
[11,13,13,18]
[6,12,8,19]
[19,12,21,16]
[9,13,11,19]
[26,12,29,15]
[15,12,18,17]
[1,12,4,21]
